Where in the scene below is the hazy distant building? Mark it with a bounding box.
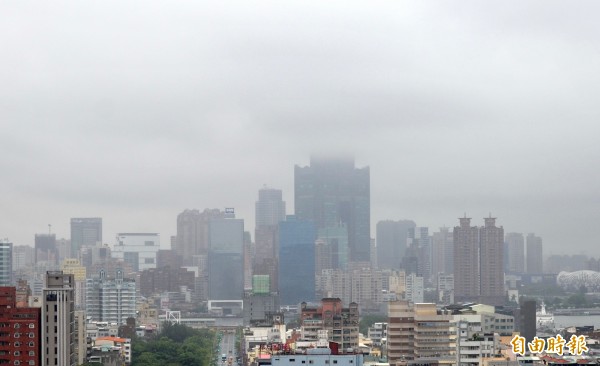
[43,271,76,366]
[12,245,33,271]
[376,220,415,270]
[295,156,370,263]
[175,208,225,265]
[432,227,453,280]
[479,217,504,306]
[208,216,244,300]
[316,224,349,270]
[526,233,543,274]
[453,217,480,303]
[278,216,316,305]
[35,233,58,266]
[505,232,525,274]
[112,233,160,272]
[70,217,102,257]
[254,187,286,291]
[408,227,432,283]
[0,241,12,286]
[56,238,71,262]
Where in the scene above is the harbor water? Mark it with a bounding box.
[554,315,600,329]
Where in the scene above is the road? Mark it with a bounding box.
[218,330,237,366]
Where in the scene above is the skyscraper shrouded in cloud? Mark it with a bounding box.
[505,232,525,274]
[254,187,286,291]
[70,217,102,258]
[376,220,416,270]
[295,155,370,263]
[278,215,316,305]
[175,208,224,266]
[526,233,543,274]
[208,215,244,300]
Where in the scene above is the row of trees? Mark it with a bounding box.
[131,323,216,366]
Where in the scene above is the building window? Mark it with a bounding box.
[28,362,35,366]
[14,361,20,365]
[29,351,35,356]
[14,351,20,356]
[14,333,20,338]
[28,324,34,328]
[14,342,21,347]
[144,241,155,246]
[14,324,20,328]
[28,333,34,338]
[28,342,34,347]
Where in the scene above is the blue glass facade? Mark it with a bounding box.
[278,216,316,305]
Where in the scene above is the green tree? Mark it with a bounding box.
[359,314,387,334]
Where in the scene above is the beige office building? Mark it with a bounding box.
[388,301,455,366]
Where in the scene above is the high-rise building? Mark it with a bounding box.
[35,233,58,266]
[112,233,161,272]
[208,216,244,300]
[175,208,224,265]
[526,233,543,274]
[86,269,136,324]
[519,299,537,343]
[505,232,525,274]
[407,227,432,283]
[70,217,102,257]
[479,217,504,306]
[278,216,316,305]
[387,301,455,364]
[43,271,76,366]
[0,286,42,366]
[295,156,370,262]
[254,187,286,289]
[454,216,505,306]
[431,227,453,280]
[0,241,13,286]
[453,217,480,303]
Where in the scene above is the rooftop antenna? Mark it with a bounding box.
[48,224,52,234]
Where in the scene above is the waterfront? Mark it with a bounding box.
[554,315,600,329]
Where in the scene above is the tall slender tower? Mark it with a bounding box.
[254,187,286,291]
[479,216,504,305]
[43,271,75,366]
[526,233,543,274]
[505,232,525,274]
[453,216,479,303]
[295,156,370,263]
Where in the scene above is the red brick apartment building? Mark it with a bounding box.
[0,287,41,365]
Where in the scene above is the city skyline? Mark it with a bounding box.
[2,2,600,255]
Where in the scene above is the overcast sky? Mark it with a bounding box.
[1,1,599,257]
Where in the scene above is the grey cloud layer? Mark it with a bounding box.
[1,1,599,255]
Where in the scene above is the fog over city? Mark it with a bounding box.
[1,1,599,255]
